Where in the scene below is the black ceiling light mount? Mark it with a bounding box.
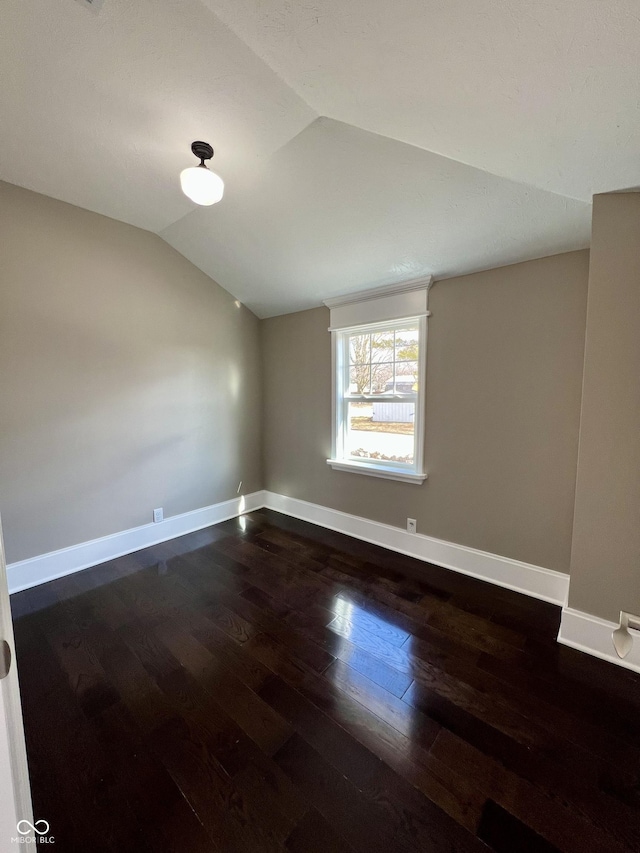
[191,140,214,164]
[180,140,224,205]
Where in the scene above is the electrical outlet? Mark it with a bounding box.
[407,518,417,534]
[153,508,163,524]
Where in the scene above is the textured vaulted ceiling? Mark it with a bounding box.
[2,0,638,316]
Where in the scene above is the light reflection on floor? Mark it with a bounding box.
[325,592,418,739]
[333,596,356,637]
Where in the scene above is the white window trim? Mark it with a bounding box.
[326,457,427,484]
[325,278,432,485]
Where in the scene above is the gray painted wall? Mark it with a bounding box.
[0,181,262,563]
[569,193,640,621]
[262,251,589,573]
[0,180,592,584]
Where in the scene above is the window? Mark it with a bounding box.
[325,279,431,483]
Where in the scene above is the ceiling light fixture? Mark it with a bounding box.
[180,141,224,206]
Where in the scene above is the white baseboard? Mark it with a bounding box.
[263,492,569,606]
[14,487,636,675]
[558,607,640,674]
[7,488,569,609]
[7,491,266,594]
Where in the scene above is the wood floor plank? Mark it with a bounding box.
[297,670,486,833]
[148,666,306,850]
[12,509,640,852]
[285,806,357,853]
[146,714,283,852]
[478,800,561,853]
[243,632,317,687]
[27,678,153,851]
[211,536,345,610]
[154,619,294,755]
[38,605,120,718]
[222,588,336,672]
[325,658,440,747]
[89,701,217,853]
[275,731,486,853]
[477,647,640,748]
[185,609,276,690]
[403,678,602,784]
[431,728,639,853]
[325,611,482,691]
[260,674,487,840]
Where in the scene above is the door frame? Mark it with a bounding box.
[0,516,33,841]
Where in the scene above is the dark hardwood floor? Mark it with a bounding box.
[10,509,640,852]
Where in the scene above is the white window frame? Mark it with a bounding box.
[325,279,431,485]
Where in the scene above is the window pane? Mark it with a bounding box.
[349,365,370,394]
[373,361,418,395]
[371,362,394,394]
[370,330,394,363]
[349,333,370,365]
[395,328,419,361]
[347,401,415,464]
[392,361,419,394]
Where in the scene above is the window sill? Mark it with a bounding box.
[326,458,428,484]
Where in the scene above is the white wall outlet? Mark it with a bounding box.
[153,508,163,524]
[407,518,417,534]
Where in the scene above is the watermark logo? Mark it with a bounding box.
[11,819,55,844]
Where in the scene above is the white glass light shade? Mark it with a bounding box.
[180,164,224,205]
